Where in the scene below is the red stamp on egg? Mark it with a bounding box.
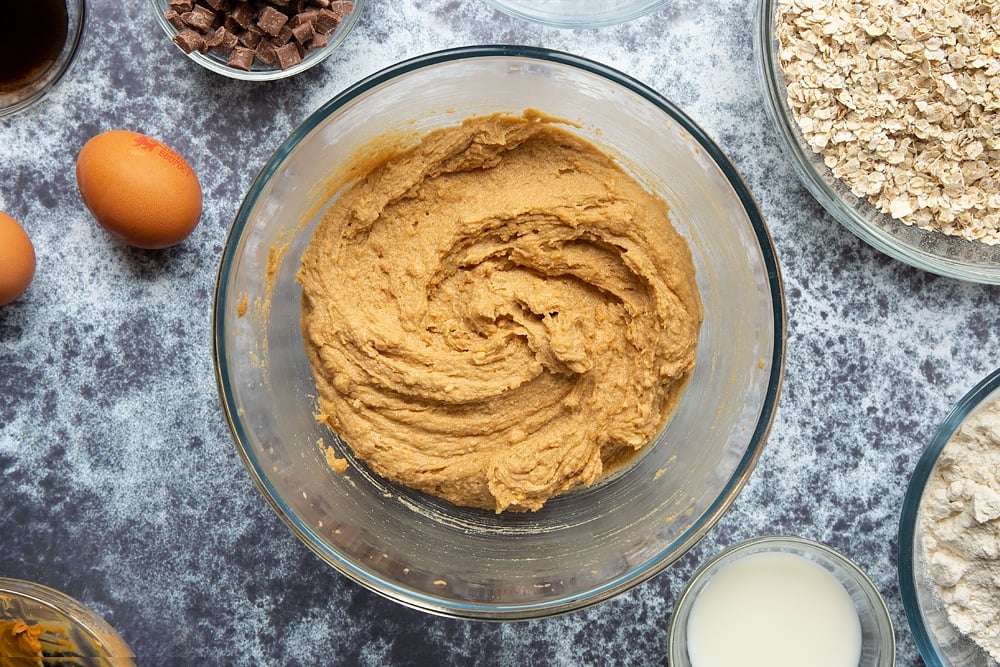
[133,135,159,152]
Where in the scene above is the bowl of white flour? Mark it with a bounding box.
[899,366,1000,666]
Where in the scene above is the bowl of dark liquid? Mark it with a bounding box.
[0,0,85,117]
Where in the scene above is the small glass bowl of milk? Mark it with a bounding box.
[668,536,895,667]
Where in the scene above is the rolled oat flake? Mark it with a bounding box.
[777,0,1000,245]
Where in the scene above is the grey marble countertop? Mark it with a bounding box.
[2,1,999,664]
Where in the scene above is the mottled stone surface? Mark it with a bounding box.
[1,1,998,665]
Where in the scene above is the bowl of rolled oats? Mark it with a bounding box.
[150,0,365,81]
[756,0,1000,284]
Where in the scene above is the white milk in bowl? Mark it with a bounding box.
[685,550,862,667]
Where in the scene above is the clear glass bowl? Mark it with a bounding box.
[668,536,895,666]
[148,0,365,81]
[483,0,669,28]
[898,367,1000,666]
[214,45,785,619]
[755,0,1000,284]
[0,577,135,663]
[0,0,85,118]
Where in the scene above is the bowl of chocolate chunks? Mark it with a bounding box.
[150,0,365,80]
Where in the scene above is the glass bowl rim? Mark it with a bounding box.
[212,44,787,619]
[667,535,896,663]
[897,366,1000,665]
[147,0,366,81]
[754,0,1000,285]
[482,0,670,29]
[0,0,86,118]
[0,576,134,657]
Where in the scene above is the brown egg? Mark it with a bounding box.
[76,130,203,249]
[0,211,36,306]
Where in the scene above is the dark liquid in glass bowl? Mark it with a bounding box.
[0,0,69,93]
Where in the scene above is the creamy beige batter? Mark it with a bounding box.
[299,112,702,512]
[0,620,42,667]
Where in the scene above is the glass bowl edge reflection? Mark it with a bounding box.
[483,0,669,28]
[0,577,135,660]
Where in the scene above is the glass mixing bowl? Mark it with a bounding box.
[668,536,895,666]
[483,0,669,28]
[898,367,1000,665]
[0,577,135,663]
[214,45,786,619]
[755,0,1000,284]
[148,0,365,81]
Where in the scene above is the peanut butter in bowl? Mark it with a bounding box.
[298,111,703,513]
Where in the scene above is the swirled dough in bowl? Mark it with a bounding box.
[298,111,702,513]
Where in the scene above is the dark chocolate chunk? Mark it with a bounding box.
[313,8,340,34]
[205,26,239,53]
[172,28,205,54]
[164,8,186,30]
[256,5,288,36]
[289,10,317,27]
[227,45,256,70]
[309,31,328,50]
[328,1,353,18]
[181,5,216,32]
[254,40,277,67]
[291,20,313,45]
[238,25,264,48]
[228,2,255,28]
[274,41,301,69]
[168,0,195,11]
[271,24,293,46]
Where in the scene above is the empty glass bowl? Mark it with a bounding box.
[898,367,1000,665]
[756,0,1000,284]
[484,0,669,28]
[214,45,785,619]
